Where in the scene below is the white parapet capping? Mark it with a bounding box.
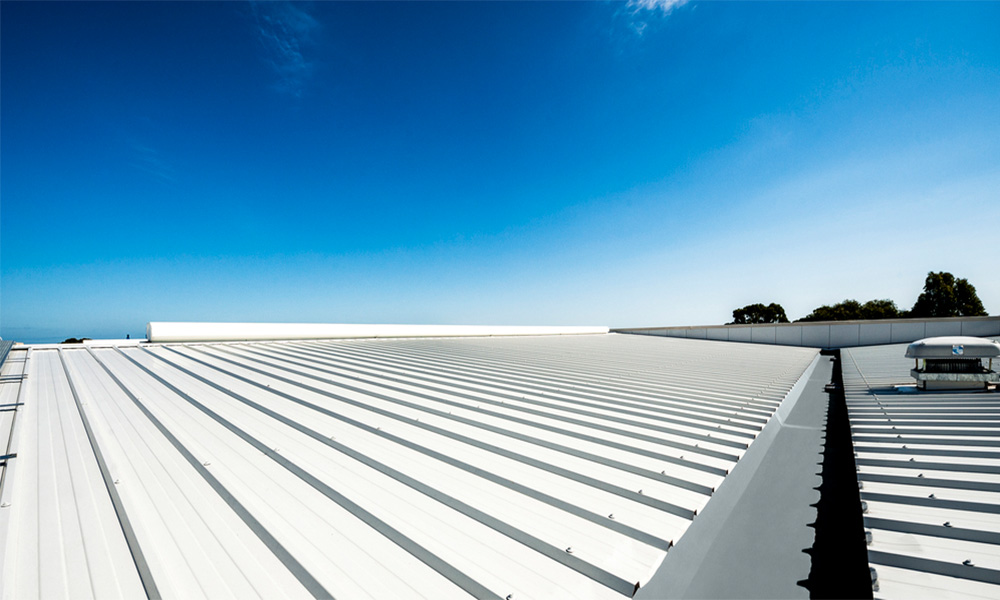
[146,322,611,343]
[614,316,1000,348]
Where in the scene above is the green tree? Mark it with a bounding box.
[797,298,901,322]
[859,299,901,320]
[797,299,863,322]
[910,271,987,317]
[730,303,790,324]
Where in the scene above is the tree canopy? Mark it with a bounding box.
[797,299,900,322]
[730,271,988,324]
[730,303,789,324]
[909,271,988,318]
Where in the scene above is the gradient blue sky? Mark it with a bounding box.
[2,1,998,342]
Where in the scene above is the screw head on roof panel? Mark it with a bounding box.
[608,514,615,520]
[565,547,574,554]
[0,503,10,508]
[944,521,952,527]
[963,559,974,566]
[861,501,869,514]
[871,567,879,592]
[929,493,936,499]
[865,530,873,545]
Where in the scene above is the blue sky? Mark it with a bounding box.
[2,1,998,342]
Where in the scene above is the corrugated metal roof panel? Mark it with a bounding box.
[1,334,818,599]
[843,343,1000,599]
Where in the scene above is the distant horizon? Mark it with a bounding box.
[3,1,997,339]
[8,311,999,346]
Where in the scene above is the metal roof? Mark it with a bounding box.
[0,333,817,599]
[842,343,1000,599]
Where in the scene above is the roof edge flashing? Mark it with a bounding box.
[145,322,610,343]
[637,351,828,598]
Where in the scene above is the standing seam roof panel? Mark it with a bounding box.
[2,333,819,599]
[843,343,1000,599]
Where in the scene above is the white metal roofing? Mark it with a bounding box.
[0,333,817,599]
[842,343,1000,599]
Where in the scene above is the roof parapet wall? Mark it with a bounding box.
[614,316,1000,349]
[146,322,610,343]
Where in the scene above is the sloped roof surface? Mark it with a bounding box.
[843,344,1000,599]
[0,334,817,599]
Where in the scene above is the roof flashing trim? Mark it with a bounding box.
[146,322,610,343]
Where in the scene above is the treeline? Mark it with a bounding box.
[730,271,988,324]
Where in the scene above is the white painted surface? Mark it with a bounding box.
[844,344,1000,600]
[146,322,610,343]
[619,316,1000,348]
[904,336,1000,359]
[1,334,817,599]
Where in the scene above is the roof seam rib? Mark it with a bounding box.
[86,348,334,600]
[57,350,161,600]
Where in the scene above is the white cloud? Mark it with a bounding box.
[131,144,176,184]
[624,0,690,37]
[250,1,320,98]
[628,0,689,14]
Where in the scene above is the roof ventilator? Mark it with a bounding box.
[905,336,1000,391]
